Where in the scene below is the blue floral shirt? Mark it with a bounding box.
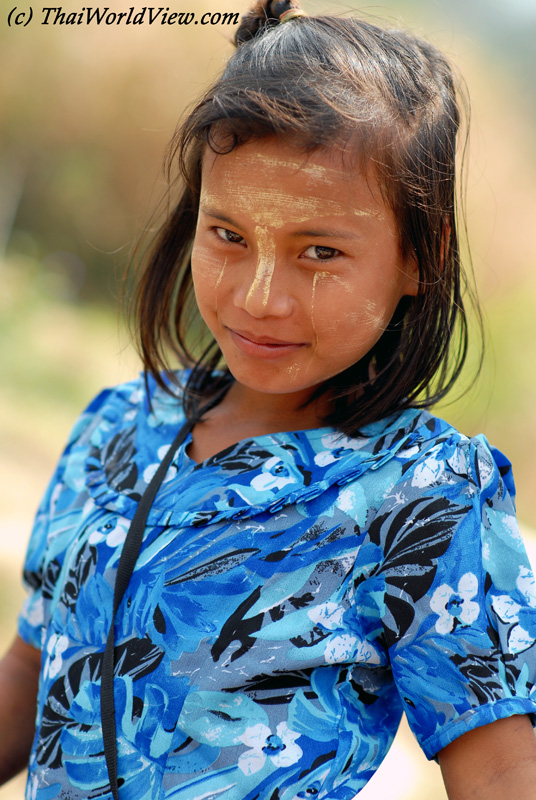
[19,374,536,800]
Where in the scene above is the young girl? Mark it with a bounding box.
[2,1,536,798]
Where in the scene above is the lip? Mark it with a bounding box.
[227,327,307,360]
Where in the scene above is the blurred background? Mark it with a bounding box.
[1,0,535,796]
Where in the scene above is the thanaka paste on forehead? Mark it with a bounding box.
[200,184,374,230]
[247,153,348,184]
[217,152,379,219]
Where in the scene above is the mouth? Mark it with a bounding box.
[227,327,307,359]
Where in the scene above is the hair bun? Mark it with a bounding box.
[235,0,304,46]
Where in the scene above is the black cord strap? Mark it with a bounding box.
[100,417,194,799]
[100,386,229,799]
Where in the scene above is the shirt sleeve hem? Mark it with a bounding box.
[420,697,536,760]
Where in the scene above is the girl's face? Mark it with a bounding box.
[191,138,419,407]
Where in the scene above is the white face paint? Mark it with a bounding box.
[245,226,277,311]
[190,138,419,413]
[201,181,373,230]
[199,176,366,309]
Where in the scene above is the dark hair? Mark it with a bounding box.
[133,0,482,434]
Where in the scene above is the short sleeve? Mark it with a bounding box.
[378,434,536,759]
[17,388,116,650]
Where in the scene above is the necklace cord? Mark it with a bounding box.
[100,386,230,799]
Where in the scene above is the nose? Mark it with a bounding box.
[235,225,292,318]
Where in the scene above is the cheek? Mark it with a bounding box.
[191,241,230,301]
[191,241,225,282]
[191,244,229,326]
[309,281,394,353]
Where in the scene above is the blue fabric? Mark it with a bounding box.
[19,374,536,800]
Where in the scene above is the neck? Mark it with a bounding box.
[205,380,327,435]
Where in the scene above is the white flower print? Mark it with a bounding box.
[324,634,381,665]
[308,602,344,630]
[314,433,362,466]
[430,573,480,634]
[492,592,536,654]
[44,633,69,680]
[143,445,178,484]
[411,450,445,488]
[517,565,536,607]
[335,484,367,527]
[21,594,44,630]
[238,722,302,775]
[445,445,467,476]
[88,518,129,548]
[250,457,295,492]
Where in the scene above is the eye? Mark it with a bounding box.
[303,245,340,261]
[215,227,245,245]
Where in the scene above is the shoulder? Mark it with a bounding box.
[68,370,189,445]
[335,407,517,540]
[389,408,515,503]
[36,371,190,508]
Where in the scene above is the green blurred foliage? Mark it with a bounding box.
[0,0,244,298]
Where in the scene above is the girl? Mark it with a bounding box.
[2,1,536,798]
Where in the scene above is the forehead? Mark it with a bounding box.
[199,138,387,224]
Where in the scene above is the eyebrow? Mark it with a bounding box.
[288,228,360,241]
[199,206,240,228]
[200,205,363,240]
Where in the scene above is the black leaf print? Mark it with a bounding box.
[205,442,274,472]
[211,586,263,663]
[153,605,166,634]
[37,651,102,768]
[349,677,380,706]
[290,627,331,649]
[60,543,98,611]
[383,594,415,643]
[367,496,470,644]
[225,669,317,704]
[132,695,144,720]
[297,465,313,486]
[449,652,505,704]
[270,605,285,621]
[289,592,315,610]
[23,566,43,592]
[165,548,260,585]
[191,510,219,527]
[113,636,164,681]
[41,558,62,600]
[37,637,164,770]
[102,427,138,493]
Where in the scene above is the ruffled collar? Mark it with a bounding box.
[83,374,451,528]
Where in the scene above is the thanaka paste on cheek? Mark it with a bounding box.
[214,258,227,312]
[284,270,328,382]
[310,271,330,346]
[192,243,226,279]
[362,299,388,331]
